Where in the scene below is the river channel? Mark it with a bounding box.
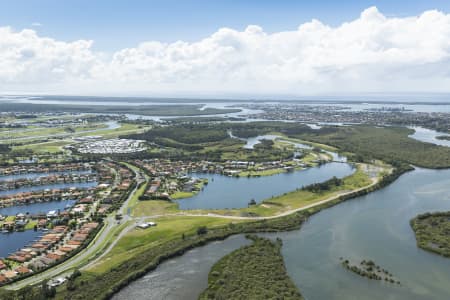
[115,167,450,300]
[408,126,450,147]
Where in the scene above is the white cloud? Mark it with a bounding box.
[2,6,450,96]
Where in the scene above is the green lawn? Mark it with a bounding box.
[170,191,195,199]
[13,140,71,153]
[133,200,178,216]
[88,216,242,274]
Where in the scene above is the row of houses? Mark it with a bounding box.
[75,138,147,154]
[0,163,115,209]
[0,222,100,285]
[0,162,93,177]
[100,164,135,209]
[0,187,97,209]
[0,173,97,191]
[0,161,126,286]
[134,158,306,178]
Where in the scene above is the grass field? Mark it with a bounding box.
[132,200,178,216]
[13,140,71,153]
[87,216,242,274]
[0,123,106,140]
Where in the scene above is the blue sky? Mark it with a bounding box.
[1,0,450,51]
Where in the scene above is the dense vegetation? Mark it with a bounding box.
[129,123,230,145]
[302,176,343,192]
[293,125,450,169]
[127,121,450,167]
[126,122,299,162]
[436,135,450,141]
[199,235,303,300]
[410,211,450,257]
[341,258,400,284]
[127,122,314,145]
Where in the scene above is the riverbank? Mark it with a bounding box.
[38,163,407,300]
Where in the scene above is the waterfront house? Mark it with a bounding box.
[0,260,6,270]
[15,266,32,275]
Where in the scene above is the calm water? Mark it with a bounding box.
[238,134,282,149]
[178,162,354,210]
[227,132,313,150]
[119,168,450,300]
[113,235,250,300]
[0,181,97,197]
[408,127,450,147]
[0,200,77,258]
[264,167,450,300]
[0,230,42,257]
[0,199,76,216]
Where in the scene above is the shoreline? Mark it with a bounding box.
[49,163,409,299]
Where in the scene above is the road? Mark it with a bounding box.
[6,163,382,290]
[81,174,381,271]
[5,164,144,291]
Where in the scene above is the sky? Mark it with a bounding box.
[1,0,450,97]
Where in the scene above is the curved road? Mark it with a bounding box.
[5,165,144,291]
[6,163,384,290]
[83,172,381,271]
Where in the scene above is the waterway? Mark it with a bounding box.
[0,170,93,182]
[178,162,354,210]
[112,235,250,300]
[0,181,97,197]
[0,199,76,216]
[408,127,450,147]
[0,200,77,258]
[0,230,43,258]
[116,168,450,300]
[227,131,314,150]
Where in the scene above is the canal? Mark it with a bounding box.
[178,162,354,210]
